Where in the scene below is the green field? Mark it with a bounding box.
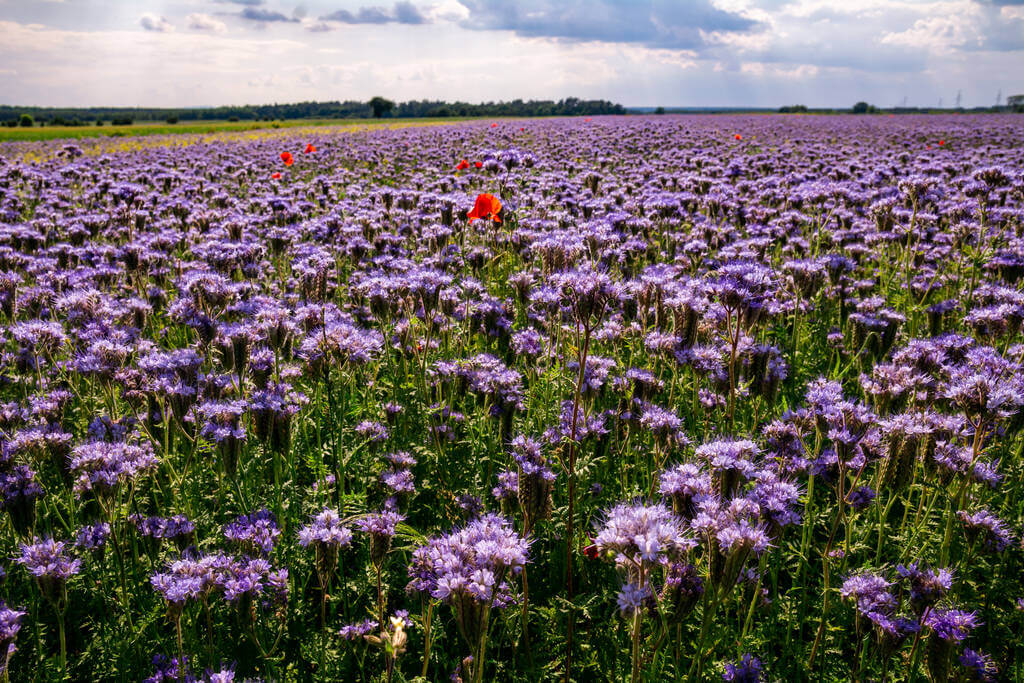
[0,117,486,142]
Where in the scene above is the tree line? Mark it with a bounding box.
[0,97,626,126]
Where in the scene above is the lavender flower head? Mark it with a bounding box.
[355,508,405,566]
[0,601,25,674]
[298,509,353,549]
[15,537,81,602]
[224,509,281,556]
[924,608,980,643]
[722,654,763,682]
[594,502,692,569]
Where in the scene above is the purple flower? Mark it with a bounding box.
[14,537,81,582]
[924,608,980,643]
[339,619,378,641]
[69,439,158,498]
[224,509,281,555]
[957,508,1014,552]
[616,582,651,617]
[0,601,25,674]
[722,653,763,682]
[298,509,353,549]
[897,564,953,613]
[841,572,896,616]
[594,502,692,567]
[959,648,998,682]
[355,508,405,566]
[74,523,111,553]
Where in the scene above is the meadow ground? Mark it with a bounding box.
[0,116,488,143]
[0,114,1022,682]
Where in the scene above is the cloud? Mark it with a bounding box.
[394,1,427,23]
[239,7,299,22]
[452,0,758,49]
[320,2,428,25]
[216,0,265,5]
[139,13,174,33]
[186,13,227,33]
[880,2,1024,53]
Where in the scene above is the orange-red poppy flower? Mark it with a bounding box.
[474,161,483,169]
[467,193,502,224]
[520,127,525,132]
[585,117,592,122]
[583,543,599,560]
[456,159,470,170]
[271,172,281,179]
[490,122,498,128]
[304,144,316,154]
[938,140,945,146]
[735,134,742,140]
[280,152,294,166]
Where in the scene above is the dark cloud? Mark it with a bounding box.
[320,2,427,25]
[139,14,174,32]
[453,0,757,49]
[217,0,265,5]
[962,11,1024,51]
[239,7,299,22]
[393,2,426,24]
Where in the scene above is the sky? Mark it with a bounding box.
[0,0,1022,108]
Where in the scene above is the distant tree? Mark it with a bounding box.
[111,116,133,125]
[852,102,871,114]
[779,104,808,113]
[18,113,33,127]
[228,116,240,122]
[654,106,666,115]
[369,96,395,119]
[166,115,178,124]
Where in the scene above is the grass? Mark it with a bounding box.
[0,116,489,142]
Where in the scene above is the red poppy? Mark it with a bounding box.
[938,140,945,146]
[585,117,592,122]
[735,134,742,140]
[304,144,316,154]
[271,172,281,179]
[474,161,483,169]
[490,122,498,128]
[456,159,470,170]
[467,193,502,224]
[583,543,599,560]
[520,127,525,132]
[280,152,294,166]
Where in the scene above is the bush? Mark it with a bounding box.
[111,116,133,125]
[18,113,33,127]
[166,116,178,124]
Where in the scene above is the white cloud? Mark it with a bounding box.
[139,13,174,33]
[186,13,227,34]
[0,0,1022,109]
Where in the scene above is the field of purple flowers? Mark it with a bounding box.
[0,113,1022,682]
